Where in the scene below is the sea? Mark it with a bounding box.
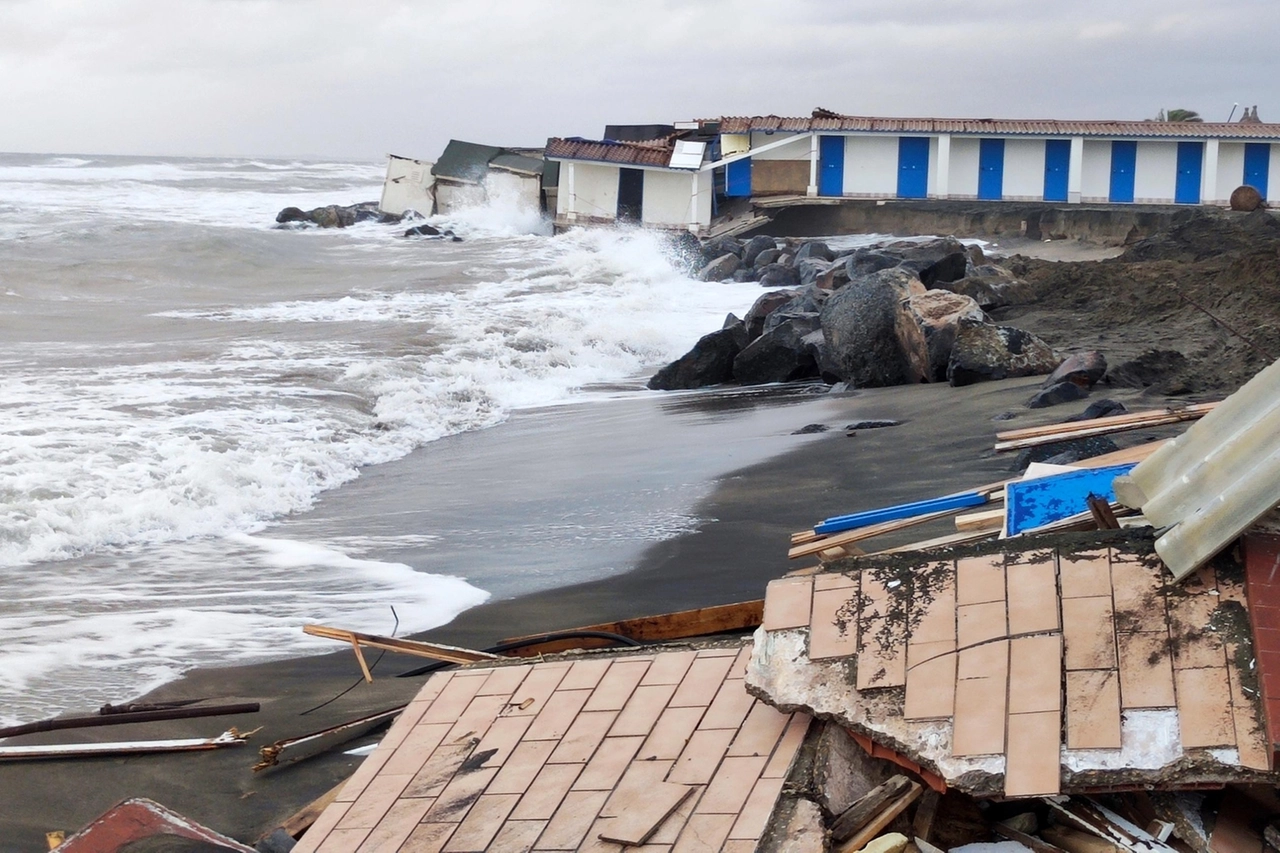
[0,154,903,727]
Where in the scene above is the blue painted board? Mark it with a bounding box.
[1245,143,1270,198]
[1175,141,1203,204]
[1044,140,1070,202]
[978,138,1005,200]
[725,158,752,197]
[819,136,845,197]
[1109,141,1136,203]
[1005,463,1137,536]
[814,491,987,536]
[897,137,929,199]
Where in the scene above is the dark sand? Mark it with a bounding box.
[0,375,1171,849]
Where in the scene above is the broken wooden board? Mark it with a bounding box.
[0,729,247,762]
[994,404,1217,453]
[52,798,255,853]
[835,781,923,853]
[254,706,402,772]
[303,624,498,676]
[498,599,765,656]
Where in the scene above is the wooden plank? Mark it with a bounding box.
[499,600,765,655]
[303,625,498,665]
[829,775,911,843]
[274,778,349,840]
[995,403,1218,442]
[956,508,1006,532]
[993,404,1217,453]
[790,506,971,560]
[879,529,998,554]
[835,782,923,853]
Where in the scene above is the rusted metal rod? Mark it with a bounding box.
[0,702,260,740]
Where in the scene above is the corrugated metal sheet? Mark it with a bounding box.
[716,114,1280,139]
[545,137,681,169]
[1114,357,1280,581]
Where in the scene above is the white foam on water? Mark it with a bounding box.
[0,155,768,722]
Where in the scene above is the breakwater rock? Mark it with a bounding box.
[651,235,1060,391]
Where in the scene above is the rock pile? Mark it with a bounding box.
[275,202,394,228]
[651,235,1063,392]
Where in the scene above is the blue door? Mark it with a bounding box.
[1245,143,1271,198]
[1175,142,1203,204]
[1044,139,1070,202]
[1109,141,1137,203]
[978,139,1005,200]
[725,158,752,197]
[897,137,929,199]
[818,136,845,196]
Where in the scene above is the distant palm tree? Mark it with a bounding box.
[1153,108,1204,122]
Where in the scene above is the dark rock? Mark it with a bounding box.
[777,251,796,267]
[378,212,405,224]
[744,289,799,340]
[818,262,851,290]
[742,235,778,267]
[907,290,986,381]
[845,250,901,279]
[700,236,743,265]
[763,310,821,338]
[947,320,1060,387]
[885,236,968,272]
[404,223,442,237]
[819,268,931,387]
[275,206,309,224]
[792,423,829,435]
[1016,436,1120,469]
[845,419,900,430]
[698,253,741,282]
[795,241,835,263]
[723,313,743,329]
[1065,399,1129,422]
[919,252,970,288]
[1231,185,1265,212]
[1027,381,1089,409]
[753,248,782,269]
[647,323,749,390]
[803,329,841,383]
[731,268,757,282]
[1043,351,1107,389]
[993,411,1018,421]
[796,258,830,288]
[967,243,988,266]
[934,264,1026,310]
[1107,349,1190,390]
[732,317,821,385]
[758,263,801,288]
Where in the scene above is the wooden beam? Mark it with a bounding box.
[877,529,998,554]
[994,404,1217,453]
[835,782,923,853]
[498,600,765,656]
[303,625,499,667]
[789,505,973,560]
[830,775,911,843]
[955,508,1006,533]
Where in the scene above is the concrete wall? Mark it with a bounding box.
[842,135,898,196]
[379,157,436,216]
[486,171,541,211]
[927,137,940,197]
[1080,140,1112,202]
[1271,145,1280,204]
[435,181,485,215]
[571,162,620,220]
[642,170,694,227]
[694,170,713,228]
[748,132,810,160]
[1217,143,1246,205]
[949,137,980,198]
[1135,141,1178,203]
[1003,139,1046,200]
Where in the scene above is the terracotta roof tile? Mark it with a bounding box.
[545,137,679,168]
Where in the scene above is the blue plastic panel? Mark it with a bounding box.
[814,491,986,536]
[1004,463,1138,536]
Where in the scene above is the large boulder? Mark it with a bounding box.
[758,263,802,288]
[845,249,901,279]
[935,264,1026,310]
[744,289,800,339]
[647,323,750,390]
[1043,351,1107,389]
[907,290,987,381]
[820,268,931,387]
[276,202,379,228]
[741,235,777,267]
[796,258,831,288]
[1028,381,1089,409]
[794,241,835,263]
[753,248,782,269]
[698,253,741,282]
[887,236,968,272]
[733,316,822,385]
[699,236,743,266]
[947,320,1061,387]
[918,251,971,288]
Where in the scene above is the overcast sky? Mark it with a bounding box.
[2,0,1277,160]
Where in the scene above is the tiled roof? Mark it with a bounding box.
[752,539,1272,799]
[545,137,680,168]
[717,114,1280,139]
[297,643,810,853]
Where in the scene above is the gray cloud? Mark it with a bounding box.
[1,0,1276,158]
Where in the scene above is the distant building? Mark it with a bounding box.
[545,109,1280,235]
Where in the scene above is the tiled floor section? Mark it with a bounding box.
[763,544,1269,798]
[1244,533,1280,768]
[296,644,808,853]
